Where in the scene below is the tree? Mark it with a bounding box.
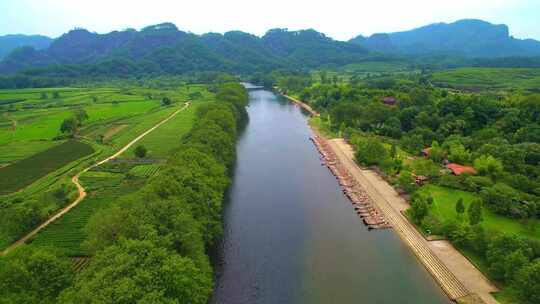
[474,155,504,181]
[0,247,74,304]
[355,137,388,166]
[448,143,471,164]
[162,97,172,106]
[456,198,465,215]
[52,91,60,99]
[40,92,48,99]
[390,143,397,159]
[59,240,212,304]
[486,234,532,281]
[60,118,78,136]
[428,141,445,163]
[468,199,483,225]
[410,196,429,224]
[515,259,540,304]
[134,145,147,158]
[73,109,88,126]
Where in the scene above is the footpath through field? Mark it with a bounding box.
[2,102,190,255]
[327,138,498,304]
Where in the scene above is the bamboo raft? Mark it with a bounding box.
[310,136,390,230]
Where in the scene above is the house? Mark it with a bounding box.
[381,96,397,106]
[446,163,477,175]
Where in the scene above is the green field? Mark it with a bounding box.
[418,184,540,240]
[124,102,202,158]
[0,140,94,195]
[0,83,212,251]
[431,67,540,91]
[341,61,410,73]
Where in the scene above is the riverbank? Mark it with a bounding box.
[279,92,320,117]
[277,92,497,304]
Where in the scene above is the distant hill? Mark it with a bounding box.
[350,19,540,58]
[0,23,370,76]
[0,34,52,59]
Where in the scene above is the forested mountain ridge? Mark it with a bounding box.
[350,19,540,58]
[0,34,52,59]
[0,23,370,75]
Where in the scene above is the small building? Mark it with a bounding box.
[381,96,397,106]
[446,163,477,175]
[422,147,431,157]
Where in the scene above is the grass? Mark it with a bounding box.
[0,140,94,195]
[431,67,540,92]
[124,102,201,158]
[417,184,540,240]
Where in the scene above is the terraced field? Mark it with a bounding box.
[29,171,141,256]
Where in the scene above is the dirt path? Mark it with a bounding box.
[326,138,497,304]
[2,103,190,255]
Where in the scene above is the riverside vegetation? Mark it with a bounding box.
[275,71,540,304]
[0,79,248,303]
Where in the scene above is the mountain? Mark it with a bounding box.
[0,23,370,76]
[350,19,540,58]
[0,34,52,59]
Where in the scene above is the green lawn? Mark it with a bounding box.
[418,184,540,240]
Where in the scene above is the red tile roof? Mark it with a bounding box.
[446,163,477,175]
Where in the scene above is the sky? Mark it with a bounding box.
[1,0,539,41]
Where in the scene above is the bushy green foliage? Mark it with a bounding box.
[354,137,388,166]
[0,246,74,304]
[59,240,212,304]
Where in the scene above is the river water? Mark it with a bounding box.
[211,88,450,304]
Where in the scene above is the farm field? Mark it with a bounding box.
[417,184,540,240]
[0,140,94,195]
[29,170,143,256]
[0,83,212,252]
[123,101,203,158]
[430,67,540,91]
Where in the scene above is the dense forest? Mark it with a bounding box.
[0,80,248,303]
[276,72,540,303]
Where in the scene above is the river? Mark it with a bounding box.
[211,88,450,304]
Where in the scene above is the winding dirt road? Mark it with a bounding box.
[2,102,190,255]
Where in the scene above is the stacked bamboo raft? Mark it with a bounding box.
[310,136,390,230]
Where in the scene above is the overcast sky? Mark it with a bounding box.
[1,0,539,41]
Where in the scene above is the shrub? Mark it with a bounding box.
[134,145,147,158]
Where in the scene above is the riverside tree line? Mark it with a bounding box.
[0,81,248,303]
